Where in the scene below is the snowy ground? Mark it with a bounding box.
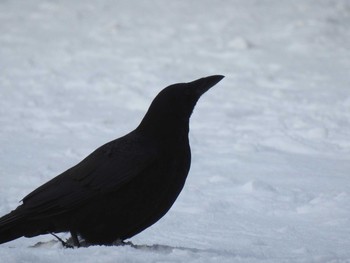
[1,0,350,262]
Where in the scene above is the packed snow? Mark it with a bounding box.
[1,0,350,262]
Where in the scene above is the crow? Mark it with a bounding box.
[0,75,224,247]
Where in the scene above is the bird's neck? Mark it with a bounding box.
[136,118,190,141]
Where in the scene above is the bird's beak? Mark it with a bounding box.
[190,75,225,97]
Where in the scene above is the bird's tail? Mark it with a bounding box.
[0,210,27,244]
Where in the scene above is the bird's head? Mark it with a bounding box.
[136,75,224,137]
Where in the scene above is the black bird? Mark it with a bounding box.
[0,75,224,247]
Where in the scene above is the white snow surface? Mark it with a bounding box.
[1,0,350,262]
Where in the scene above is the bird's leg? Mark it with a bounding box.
[70,230,80,248]
[50,232,74,249]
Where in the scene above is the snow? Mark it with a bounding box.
[1,0,350,262]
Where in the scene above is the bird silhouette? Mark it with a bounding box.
[0,75,224,247]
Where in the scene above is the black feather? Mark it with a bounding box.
[0,75,224,246]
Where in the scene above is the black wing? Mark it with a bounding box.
[20,133,157,218]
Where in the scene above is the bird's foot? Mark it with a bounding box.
[50,233,75,249]
[70,230,81,248]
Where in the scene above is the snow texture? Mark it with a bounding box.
[1,0,350,262]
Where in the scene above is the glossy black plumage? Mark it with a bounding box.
[0,75,224,247]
